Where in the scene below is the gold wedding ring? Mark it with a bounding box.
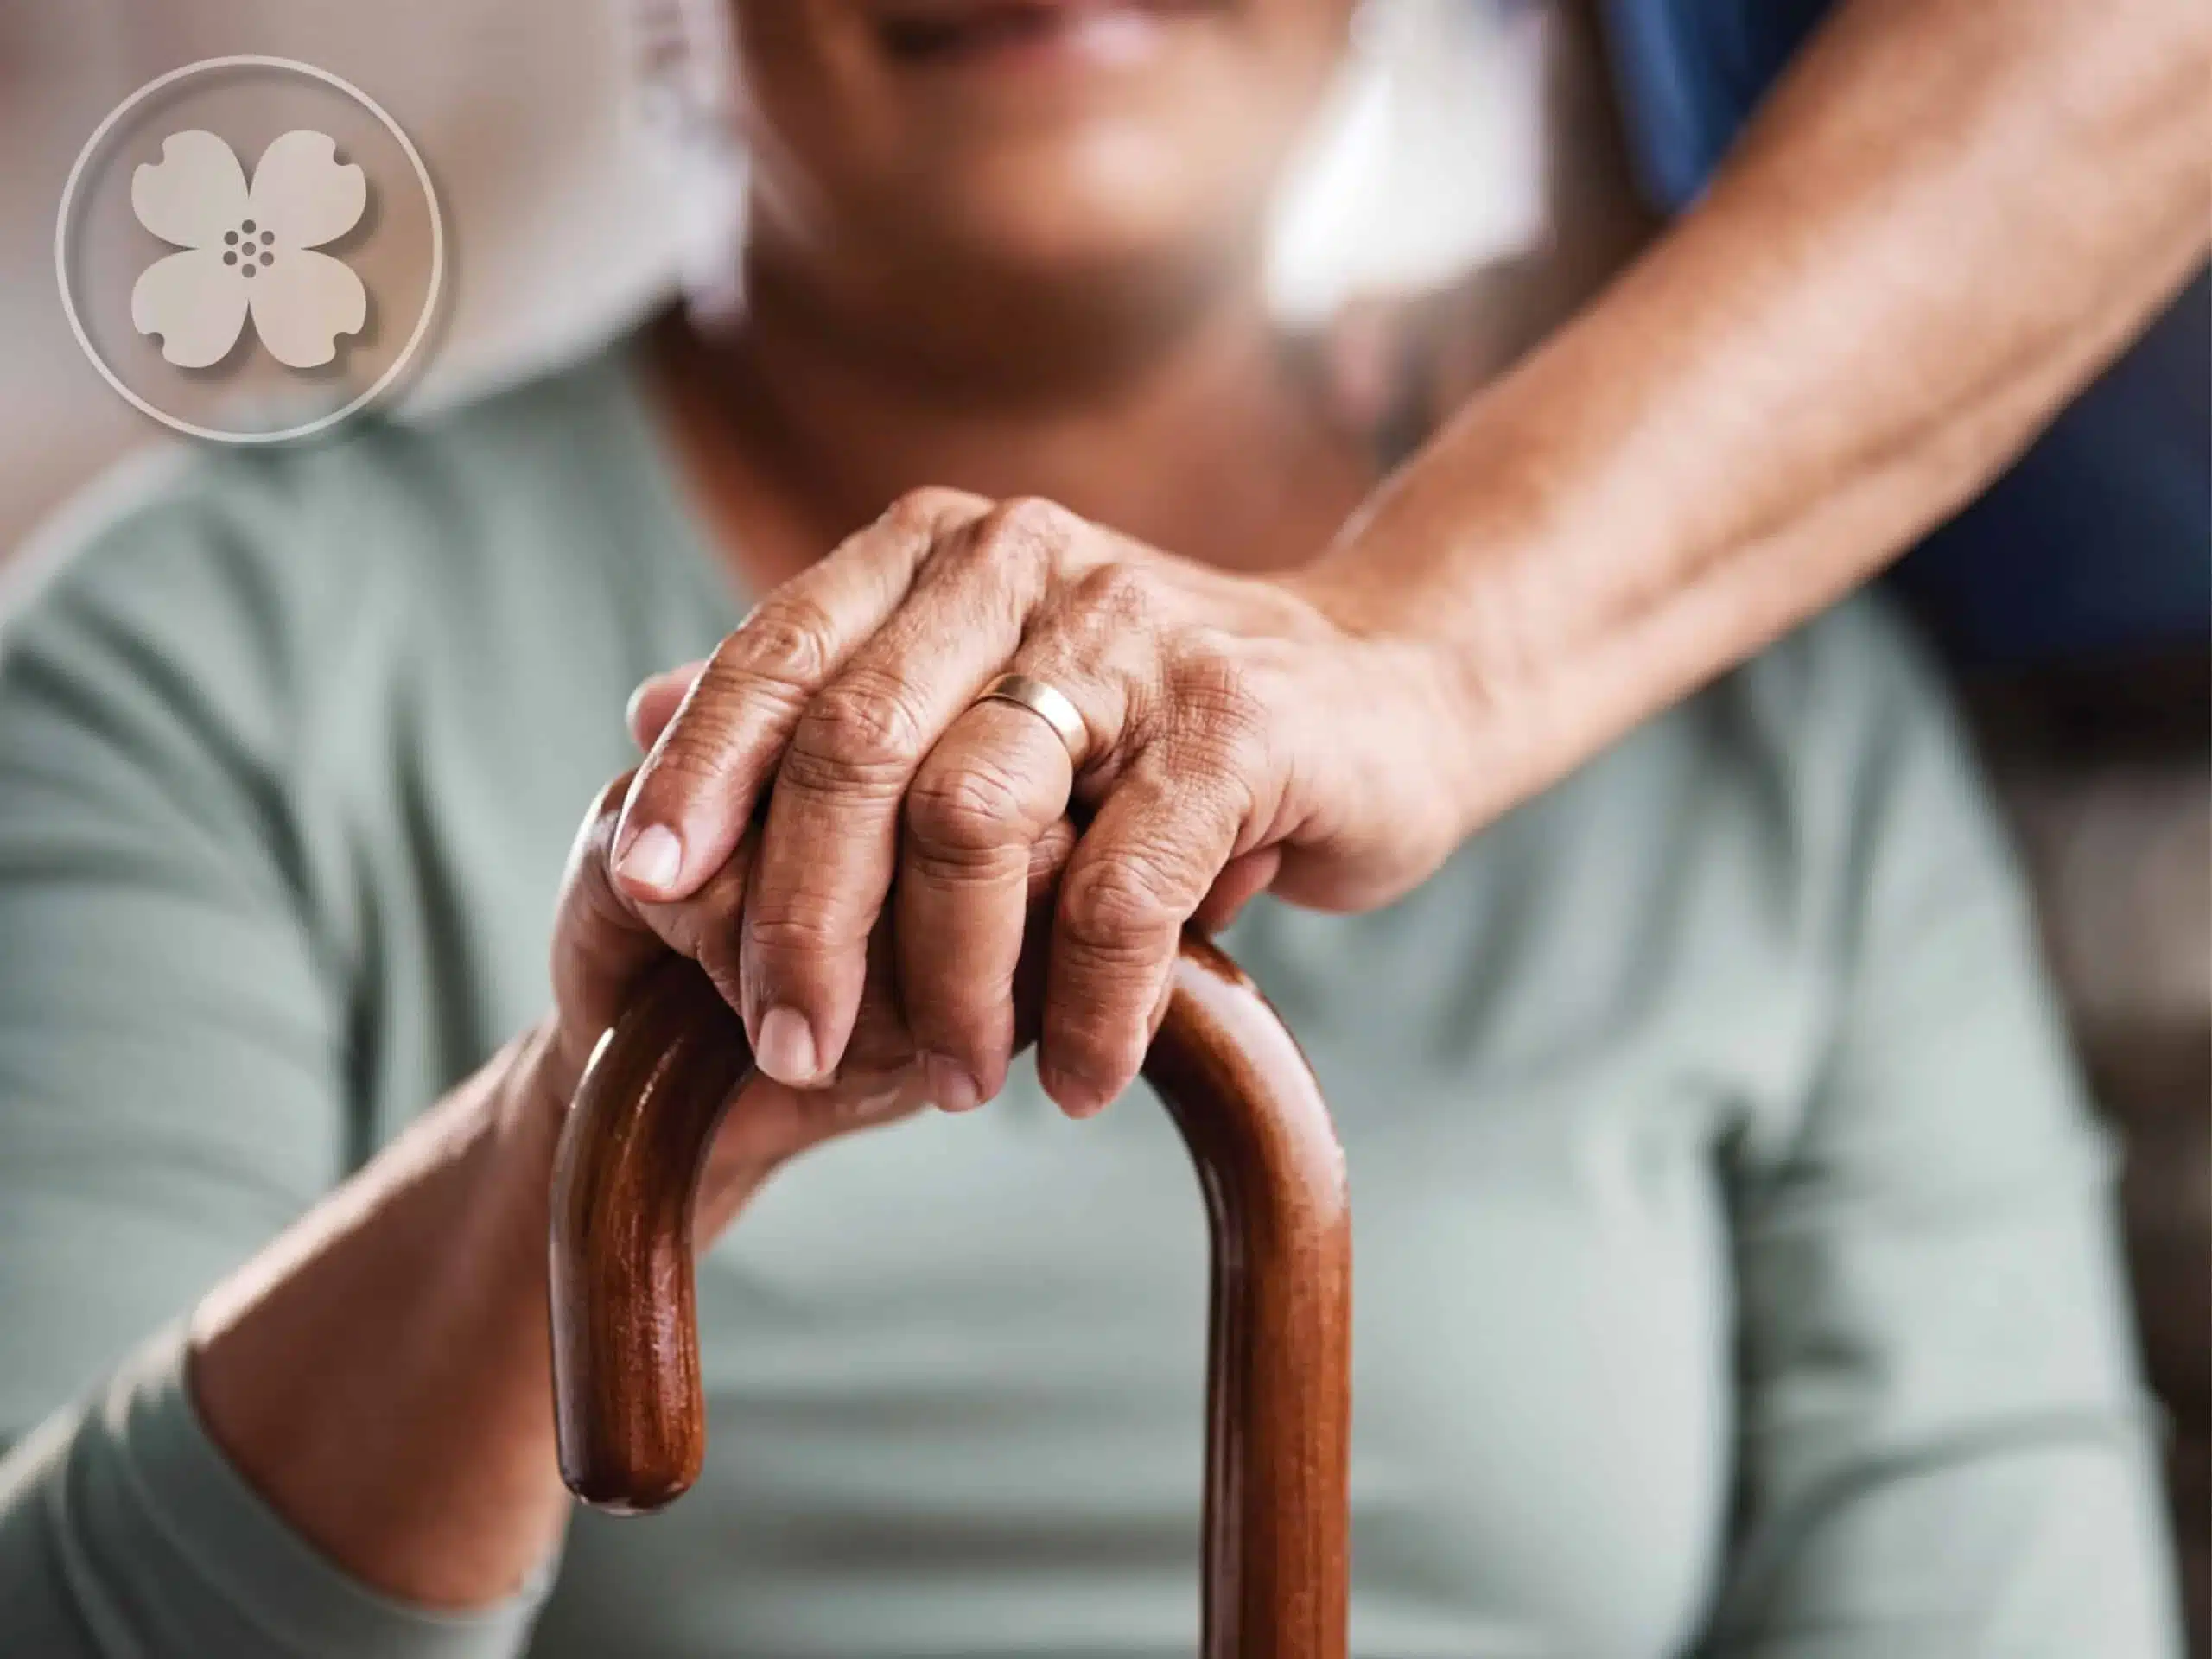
[975,671,1089,767]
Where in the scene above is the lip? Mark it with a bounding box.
[870,0,1211,71]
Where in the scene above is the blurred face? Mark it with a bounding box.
[728,0,1355,307]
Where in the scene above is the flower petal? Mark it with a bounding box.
[247,130,366,251]
[247,247,366,369]
[131,130,248,249]
[130,248,249,368]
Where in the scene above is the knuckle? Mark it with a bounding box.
[793,668,930,778]
[744,893,849,963]
[773,735,910,804]
[723,594,838,690]
[996,494,1075,543]
[643,734,744,793]
[906,757,1029,861]
[888,485,982,535]
[1071,562,1153,632]
[975,496,1074,577]
[1059,848,1185,957]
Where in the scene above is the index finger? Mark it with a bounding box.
[611,488,988,903]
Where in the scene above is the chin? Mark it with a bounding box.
[881,130,1264,287]
[728,0,1345,338]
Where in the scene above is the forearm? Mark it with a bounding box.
[1321,0,2210,826]
[186,1025,580,1610]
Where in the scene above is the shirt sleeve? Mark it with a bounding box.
[0,467,550,1657]
[1696,611,2183,1656]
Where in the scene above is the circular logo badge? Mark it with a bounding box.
[56,56,445,445]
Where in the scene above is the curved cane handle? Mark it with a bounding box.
[549,935,1351,1659]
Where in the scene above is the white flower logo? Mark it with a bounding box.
[130,129,368,370]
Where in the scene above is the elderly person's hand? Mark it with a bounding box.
[546,755,1073,1226]
[599,487,1473,1119]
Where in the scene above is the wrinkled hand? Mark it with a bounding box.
[606,489,1473,1119]
[546,755,1074,1228]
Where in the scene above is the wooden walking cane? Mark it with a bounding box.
[549,932,1351,1658]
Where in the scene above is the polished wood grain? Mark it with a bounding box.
[549,932,1351,1657]
[548,957,753,1515]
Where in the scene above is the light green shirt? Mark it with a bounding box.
[0,344,2178,1657]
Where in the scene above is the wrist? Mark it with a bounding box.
[494,1018,584,1172]
[188,1030,577,1606]
[1296,518,1546,847]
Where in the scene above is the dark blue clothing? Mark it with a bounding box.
[1601,0,2209,666]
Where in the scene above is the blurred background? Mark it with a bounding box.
[2,0,2204,1646]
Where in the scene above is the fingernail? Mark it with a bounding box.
[1039,1062,1110,1119]
[922,1052,982,1114]
[614,823,683,894]
[755,1005,819,1085]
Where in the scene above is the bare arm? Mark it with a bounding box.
[182,1029,582,1609]
[1317,0,2211,827]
